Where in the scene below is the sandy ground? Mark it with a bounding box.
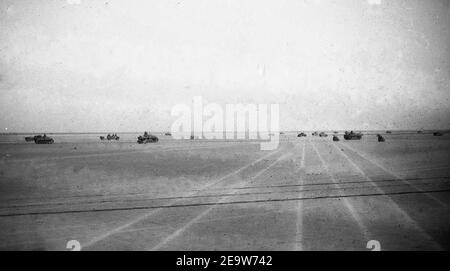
[0,133,449,250]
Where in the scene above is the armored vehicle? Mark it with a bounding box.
[34,134,54,144]
[137,132,159,144]
[343,131,362,140]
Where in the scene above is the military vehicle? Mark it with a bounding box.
[165,132,172,136]
[297,132,307,137]
[433,132,443,136]
[319,132,328,137]
[34,134,54,144]
[100,134,120,141]
[332,135,339,141]
[417,130,423,134]
[137,132,158,144]
[377,134,385,142]
[386,131,392,134]
[312,132,319,136]
[343,131,362,140]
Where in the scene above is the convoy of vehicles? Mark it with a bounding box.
[21,129,446,146]
[100,134,120,141]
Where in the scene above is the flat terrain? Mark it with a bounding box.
[0,133,449,250]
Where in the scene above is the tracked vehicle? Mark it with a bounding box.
[34,135,54,144]
[343,131,362,140]
[137,132,159,144]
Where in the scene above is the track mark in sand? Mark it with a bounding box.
[6,142,255,163]
[310,140,372,243]
[82,146,285,249]
[149,150,293,251]
[294,141,306,251]
[342,143,449,208]
[329,141,443,250]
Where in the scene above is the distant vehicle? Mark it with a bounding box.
[297,132,307,137]
[332,135,339,141]
[279,132,285,135]
[417,130,423,134]
[137,132,159,144]
[34,134,54,144]
[433,132,443,136]
[343,131,362,140]
[386,131,392,134]
[100,134,120,141]
[165,132,172,136]
[190,135,195,140]
[312,132,318,136]
[377,134,385,142]
[319,132,328,137]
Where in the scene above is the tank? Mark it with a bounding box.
[297,132,306,137]
[377,134,385,142]
[137,133,159,144]
[332,135,339,141]
[343,131,362,140]
[319,132,328,137]
[165,132,172,136]
[34,135,54,144]
[433,132,443,136]
[312,132,318,136]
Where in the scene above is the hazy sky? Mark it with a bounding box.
[1,0,449,132]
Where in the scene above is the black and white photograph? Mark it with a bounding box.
[0,0,449,253]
